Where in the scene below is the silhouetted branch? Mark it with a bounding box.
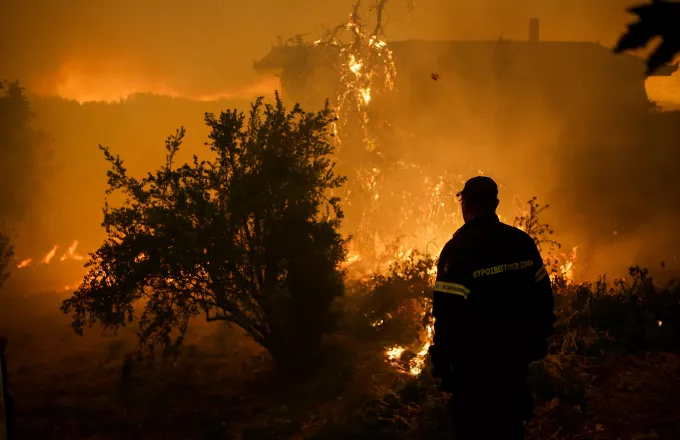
[614,0,680,75]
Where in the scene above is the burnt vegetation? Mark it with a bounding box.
[3,2,680,438]
[47,94,680,439]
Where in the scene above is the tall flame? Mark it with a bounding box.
[558,246,579,284]
[16,258,32,269]
[60,240,84,262]
[41,246,58,265]
[315,1,396,148]
[15,240,85,269]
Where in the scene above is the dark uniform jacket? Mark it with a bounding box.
[429,214,556,375]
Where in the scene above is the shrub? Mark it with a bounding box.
[61,93,348,371]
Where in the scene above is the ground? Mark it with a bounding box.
[527,352,680,440]
[0,290,397,439]
[2,290,680,439]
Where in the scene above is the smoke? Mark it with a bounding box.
[0,0,355,100]
[1,0,679,292]
[1,0,677,102]
[547,110,680,282]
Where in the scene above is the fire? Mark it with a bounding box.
[57,283,82,293]
[325,1,584,378]
[15,240,85,269]
[360,87,372,105]
[386,346,405,360]
[60,240,84,262]
[16,259,32,269]
[316,2,396,148]
[348,54,363,74]
[555,246,579,284]
[384,310,435,376]
[410,323,434,376]
[346,204,578,377]
[348,168,464,268]
[41,246,58,264]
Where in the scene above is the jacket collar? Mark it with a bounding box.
[463,214,500,228]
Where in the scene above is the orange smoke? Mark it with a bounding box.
[46,59,281,103]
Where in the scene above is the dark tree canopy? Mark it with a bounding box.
[614,0,680,75]
[62,93,348,368]
[0,232,13,290]
[0,81,51,224]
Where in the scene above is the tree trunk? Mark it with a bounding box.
[265,331,324,374]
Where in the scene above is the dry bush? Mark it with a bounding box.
[340,246,435,349]
[323,198,680,439]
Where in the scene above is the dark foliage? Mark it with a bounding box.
[556,266,680,354]
[342,248,436,347]
[61,93,348,370]
[614,0,680,75]
[309,375,451,440]
[513,197,564,274]
[323,195,680,438]
[318,264,680,439]
[0,232,13,289]
[0,81,51,224]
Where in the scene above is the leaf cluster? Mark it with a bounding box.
[614,0,680,75]
[0,232,14,289]
[62,93,348,365]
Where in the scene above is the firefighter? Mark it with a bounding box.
[429,176,556,440]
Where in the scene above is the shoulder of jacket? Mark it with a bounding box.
[450,226,468,244]
[441,227,467,255]
[499,222,533,242]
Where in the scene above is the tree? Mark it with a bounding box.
[61,93,348,370]
[0,232,13,290]
[0,80,48,291]
[614,0,680,75]
[0,81,50,224]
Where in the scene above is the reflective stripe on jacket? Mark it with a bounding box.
[429,214,556,368]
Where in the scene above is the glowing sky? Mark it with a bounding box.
[0,0,677,105]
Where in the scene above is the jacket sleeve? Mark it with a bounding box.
[429,241,471,375]
[525,240,557,360]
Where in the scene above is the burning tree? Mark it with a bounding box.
[311,0,465,265]
[61,94,348,370]
[315,0,397,149]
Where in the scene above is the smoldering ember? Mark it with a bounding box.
[1,1,680,439]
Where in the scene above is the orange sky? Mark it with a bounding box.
[0,0,678,105]
[1,0,679,291]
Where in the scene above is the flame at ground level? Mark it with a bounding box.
[17,240,85,269]
[354,237,578,377]
[9,196,579,379]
